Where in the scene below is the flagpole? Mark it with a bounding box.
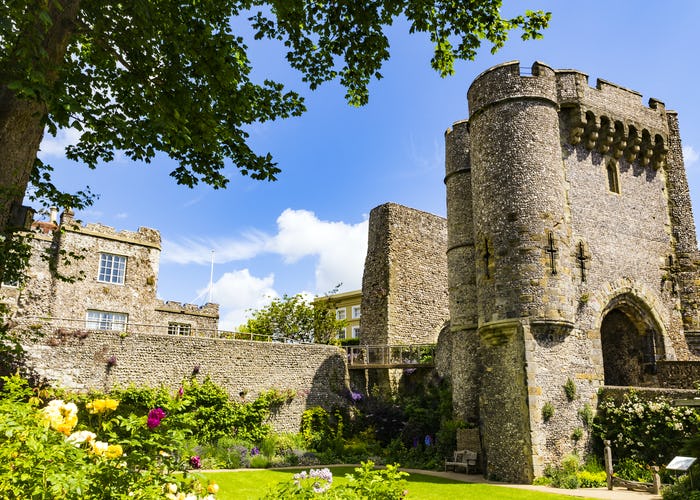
[208,250,214,303]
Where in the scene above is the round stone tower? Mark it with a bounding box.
[468,61,574,331]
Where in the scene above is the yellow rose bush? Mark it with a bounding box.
[0,374,215,499]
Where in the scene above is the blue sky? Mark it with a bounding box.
[37,1,700,330]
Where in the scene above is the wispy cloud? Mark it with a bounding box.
[162,229,270,265]
[38,128,82,159]
[684,145,698,167]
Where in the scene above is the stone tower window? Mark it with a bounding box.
[606,161,620,194]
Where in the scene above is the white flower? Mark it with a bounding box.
[66,430,96,446]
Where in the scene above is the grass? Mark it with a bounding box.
[204,467,597,500]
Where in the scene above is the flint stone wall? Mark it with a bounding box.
[361,203,449,347]
[23,329,349,433]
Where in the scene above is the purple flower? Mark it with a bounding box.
[177,386,184,398]
[350,391,363,402]
[147,407,166,429]
[250,446,260,456]
[190,455,201,469]
[424,435,433,447]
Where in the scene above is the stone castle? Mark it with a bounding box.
[8,60,700,484]
[361,60,700,482]
[423,60,700,482]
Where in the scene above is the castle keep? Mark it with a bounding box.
[441,61,700,481]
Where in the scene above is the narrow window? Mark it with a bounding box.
[336,308,346,320]
[352,305,361,319]
[86,310,128,331]
[98,253,127,284]
[607,162,620,193]
[337,327,347,340]
[351,326,361,338]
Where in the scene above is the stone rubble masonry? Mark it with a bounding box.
[361,203,449,347]
[21,328,349,433]
[5,209,218,333]
[441,61,700,483]
[5,210,350,433]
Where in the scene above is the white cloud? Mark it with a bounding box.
[204,269,278,330]
[163,209,369,328]
[38,128,82,159]
[163,209,368,293]
[684,145,699,166]
[266,209,367,292]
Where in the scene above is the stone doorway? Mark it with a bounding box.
[600,296,664,386]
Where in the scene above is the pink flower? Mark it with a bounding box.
[190,455,201,468]
[147,407,166,429]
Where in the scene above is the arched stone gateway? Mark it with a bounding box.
[600,294,666,387]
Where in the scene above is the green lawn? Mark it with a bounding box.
[204,467,595,500]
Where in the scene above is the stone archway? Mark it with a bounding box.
[600,295,664,386]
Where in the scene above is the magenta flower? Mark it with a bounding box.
[147,407,166,429]
[190,455,202,469]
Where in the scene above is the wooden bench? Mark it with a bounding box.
[445,450,478,474]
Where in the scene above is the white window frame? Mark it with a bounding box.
[352,305,361,319]
[86,310,128,331]
[337,327,347,340]
[351,326,361,338]
[98,253,127,284]
[168,322,192,335]
[336,308,346,320]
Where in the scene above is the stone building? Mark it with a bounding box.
[440,61,700,482]
[3,208,218,336]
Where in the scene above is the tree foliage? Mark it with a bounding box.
[240,293,346,344]
[0,0,549,229]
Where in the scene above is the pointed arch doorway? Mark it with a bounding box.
[600,294,665,386]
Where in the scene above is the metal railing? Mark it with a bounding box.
[345,344,436,369]
[10,316,311,344]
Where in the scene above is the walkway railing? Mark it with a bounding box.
[10,316,309,344]
[345,344,436,369]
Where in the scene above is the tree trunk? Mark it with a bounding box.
[0,0,81,232]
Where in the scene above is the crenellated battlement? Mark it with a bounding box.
[59,209,161,249]
[467,61,670,170]
[155,300,219,318]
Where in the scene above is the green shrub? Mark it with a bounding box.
[594,391,700,466]
[576,470,606,488]
[563,379,577,401]
[262,461,408,499]
[0,374,213,498]
[542,402,555,422]
[250,454,270,468]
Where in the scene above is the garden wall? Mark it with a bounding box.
[21,328,350,433]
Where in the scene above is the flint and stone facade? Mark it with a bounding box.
[441,61,700,481]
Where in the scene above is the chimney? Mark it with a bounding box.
[50,207,58,224]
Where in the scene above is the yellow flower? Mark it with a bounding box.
[91,441,109,456]
[87,398,120,414]
[207,483,219,494]
[41,400,78,435]
[105,444,123,459]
